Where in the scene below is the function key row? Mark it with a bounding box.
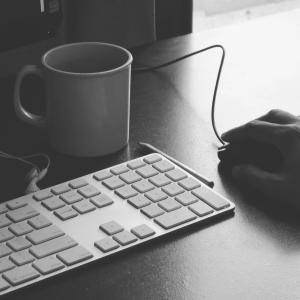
[30,154,170,205]
[93,155,174,186]
[92,155,157,182]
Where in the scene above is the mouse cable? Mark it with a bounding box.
[132,44,226,145]
[0,150,50,193]
[0,150,50,173]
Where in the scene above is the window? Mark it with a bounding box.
[193,0,300,32]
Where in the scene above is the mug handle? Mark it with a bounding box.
[14,65,47,128]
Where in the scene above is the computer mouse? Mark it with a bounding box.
[218,140,284,173]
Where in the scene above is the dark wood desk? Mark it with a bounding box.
[3,9,300,300]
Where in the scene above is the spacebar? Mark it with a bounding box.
[154,208,197,229]
[30,235,78,259]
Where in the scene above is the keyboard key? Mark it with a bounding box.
[166,169,187,181]
[178,178,201,191]
[100,221,124,235]
[132,180,155,193]
[27,225,65,245]
[57,246,93,266]
[0,204,8,215]
[136,166,159,178]
[93,170,112,181]
[78,185,100,198]
[0,215,11,228]
[3,265,40,286]
[0,257,15,273]
[60,191,83,204]
[0,245,12,258]
[162,183,184,197]
[30,236,78,259]
[94,237,120,253]
[90,194,114,208]
[42,197,65,211]
[54,206,79,221]
[113,231,138,246]
[115,186,138,199]
[102,177,125,190]
[10,251,35,266]
[192,187,230,210]
[0,229,14,243]
[33,256,65,275]
[6,205,39,223]
[110,165,129,175]
[144,154,162,164]
[153,160,174,173]
[119,171,142,184]
[72,200,96,214]
[0,277,10,291]
[175,193,198,206]
[141,204,165,218]
[149,174,172,187]
[158,198,182,212]
[28,215,52,229]
[154,208,197,229]
[7,199,27,210]
[189,202,214,217]
[33,190,53,201]
[7,237,31,251]
[51,184,71,195]
[145,189,168,202]
[131,224,155,239]
[128,195,151,209]
[9,222,33,236]
[127,159,146,170]
[69,178,88,189]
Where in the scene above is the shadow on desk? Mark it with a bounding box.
[218,165,300,253]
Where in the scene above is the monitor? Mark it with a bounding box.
[0,0,62,52]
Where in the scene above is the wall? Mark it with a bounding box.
[0,0,193,77]
[0,0,156,77]
[67,0,156,48]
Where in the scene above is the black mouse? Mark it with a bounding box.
[218,140,284,172]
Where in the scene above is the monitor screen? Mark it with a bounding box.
[0,0,62,52]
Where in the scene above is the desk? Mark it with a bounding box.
[3,9,300,300]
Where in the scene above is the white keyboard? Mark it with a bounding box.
[0,153,234,296]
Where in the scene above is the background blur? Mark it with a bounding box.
[194,0,300,31]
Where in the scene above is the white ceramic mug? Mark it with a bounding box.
[14,42,133,157]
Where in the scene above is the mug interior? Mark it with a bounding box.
[44,43,131,74]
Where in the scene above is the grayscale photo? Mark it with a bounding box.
[0,0,300,299]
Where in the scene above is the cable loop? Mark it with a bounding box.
[132,44,226,145]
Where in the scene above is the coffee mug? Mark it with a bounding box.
[14,42,133,157]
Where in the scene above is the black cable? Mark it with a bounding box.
[132,44,226,145]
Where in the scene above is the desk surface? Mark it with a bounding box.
[3,8,300,300]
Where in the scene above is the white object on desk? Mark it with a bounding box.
[0,153,234,296]
[14,42,133,157]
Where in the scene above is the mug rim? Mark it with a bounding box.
[42,42,133,77]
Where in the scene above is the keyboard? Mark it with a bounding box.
[0,153,234,296]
